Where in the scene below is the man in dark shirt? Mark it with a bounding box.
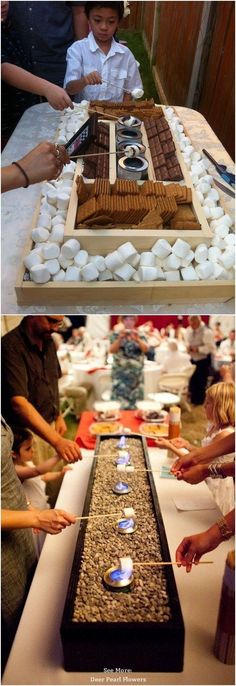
[2,316,81,464]
[8,1,88,86]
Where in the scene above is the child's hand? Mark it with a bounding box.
[83,71,102,86]
[154,437,170,449]
[61,466,73,475]
[170,437,191,449]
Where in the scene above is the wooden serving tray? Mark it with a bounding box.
[60,433,185,673]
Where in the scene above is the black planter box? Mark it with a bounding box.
[61,434,185,673]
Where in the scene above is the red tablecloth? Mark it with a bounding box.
[75,410,160,449]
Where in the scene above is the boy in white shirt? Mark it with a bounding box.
[64,1,143,102]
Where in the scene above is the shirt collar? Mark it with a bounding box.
[88,31,125,56]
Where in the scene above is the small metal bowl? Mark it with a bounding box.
[118,115,142,129]
[112,481,131,495]
[116,127,142,143]
[103,565,133,591]
[117,140,146,158]
[116,517,137,534]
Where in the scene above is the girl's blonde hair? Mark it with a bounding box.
[205,382,235,428]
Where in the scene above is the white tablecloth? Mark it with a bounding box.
[60,360,163,400]
[3,447,234,685]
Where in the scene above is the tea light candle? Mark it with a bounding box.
[112,481,131,495]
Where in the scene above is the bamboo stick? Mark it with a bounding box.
[75,511,121,521]
[133,560,214,567]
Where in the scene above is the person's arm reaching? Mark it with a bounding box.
[175,459,235,485]
[14,453,61,481]
[1,507,77,534]
[171,432,235,474]
[1,142,69,193]
[1,63,73,109]
[176,509,234,572]
[10,396,82,462]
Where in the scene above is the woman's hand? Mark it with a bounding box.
[18,142,69,184]
[171,437,191,449]
[176,525,220,572]
[35,508,77,534]
[43,83,74,110]
[171,450,199,474]
[175,463,209,484]
[154,437,171,449]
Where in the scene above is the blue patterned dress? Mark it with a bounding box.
[110,332,147,409]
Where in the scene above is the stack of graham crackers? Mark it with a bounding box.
[90,98,164,121]
[75,177,200,230]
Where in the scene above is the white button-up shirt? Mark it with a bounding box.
[64,32,143,102]
[185,323,216,361]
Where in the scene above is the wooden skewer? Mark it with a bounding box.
[69,151,117,160]
[133,560,214,567]
[88,107,120,121]
[75,511,121,521]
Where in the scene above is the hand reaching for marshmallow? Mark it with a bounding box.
[2,142,70,193]
[83,71,103,86]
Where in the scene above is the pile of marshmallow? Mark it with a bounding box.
[25,236,234,283]
[56,101,90,147]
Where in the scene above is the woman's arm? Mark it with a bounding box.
[2,508,76,533]
[1,63,73,109]
[1,142,69,193]
[171,432,235,473]
[176,509,234,572]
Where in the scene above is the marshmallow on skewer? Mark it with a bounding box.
[123,508,135,518]
[126,465,135,473]
[119,556,133,574]
[117,464,126,473]
[131,88,144,99]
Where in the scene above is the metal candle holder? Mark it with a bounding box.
[103,565,133,591]
[112,481,131,495]
[116,517,137,534]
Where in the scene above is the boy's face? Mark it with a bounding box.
[19,438,34,462]
[89,7,120,44]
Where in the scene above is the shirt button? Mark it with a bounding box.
[30,27,33,31]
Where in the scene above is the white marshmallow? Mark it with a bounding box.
[56,193,70,211]
[46,259,60,275]
[74,250,89,268]
[208,246,222,262]
[89,255,106,272]
[51,214,65,226]
[140,252,156,267]
[56,135,67,146]
[32,227,50,243]
[196,190,204,204]
[208,188,220,201]
[42,243,60,260]
[195,244,208,263]
[125,465,135,473]
[138,266,158,281]
[212,263,228,280]
[181,250,195,267]
[98,269,113,281]
[195,261,214,279]
[219,250,235,270]
[184,145,194,156]
[114,264,136,281]
[181,266,199,281]
[30,264,51,283]
[221,214,233,228]
[53,269,66,281]
[131,88,144,99]
[209,207,224,219]
[37,213,52,230]
[191,151,201,163]
[164,271,180,281]
[50,226,64,243]
[203,197,217,208]
[59,254,74,269]
[117,242,137,263]
[81,263,99,281]
[105,251,123,272]
[189,172,199,185]
[117,464,126,473]
[65,266,81,281]
[203,206,211,218]
[224,233,235,246]
[132,272,141,282]
[172,238,190,259]
[123,507,135,517]
[191,161,206,176]
[164,254,181,270]
[24,251,43,270]
[119,556,133,574]
[201,174,213,185]
[196,181,211,195]
[40,201,57,217]
[47,190,58,205]
[214,224,230,238]
[129,253,140,268]
[61,239,80,259]
[151,239,172,259]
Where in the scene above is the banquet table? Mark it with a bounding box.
[59,359,163,401]
[2,446,234,686]
[1,102,235,315]
[75,409,168,449]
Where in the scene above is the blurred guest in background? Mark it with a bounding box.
[212,321,225,347]
[161,340,191,374]
[185,316,215,405]
[67,326,92,354]
[109,316,148,409]
[219,329,235,361]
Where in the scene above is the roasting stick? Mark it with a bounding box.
[88,107,120,121]
[133,560,214,567]
[75,511,122,521]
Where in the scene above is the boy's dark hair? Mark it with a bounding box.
[13,428,33,454]
[85,2,124,21]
